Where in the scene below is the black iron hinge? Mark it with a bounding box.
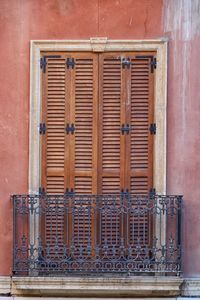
[66,58,76,69]
[121,124,130,135]
[149,188,156,198]
[39,187,45,196]
[66,123,76,134]
[149,123,156,135]
[122,58,131,69]
[40,57,47,73]
[135,55,157,73]
[150,57,157,73]
[65,188,75,196]
[40,55,61,73]
[121,189,129,197]
[39,123,46,134]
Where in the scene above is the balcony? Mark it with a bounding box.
[12,194,182,276]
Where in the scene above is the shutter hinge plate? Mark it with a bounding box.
[122,58,131,69]
[121,124,130,134]
[39,123,46,134]
[135,55,157,73]
[40,55,61,73]
[66,123,75,134]
[39,187,45,196]
[150,57,157,73]
[149,123,156,134]
[66,58,75,69]
[65,188,75,196]
[40,57,47,73]
[149,188,156,198]
[121,189,129,197]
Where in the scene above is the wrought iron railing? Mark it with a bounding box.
[12,194,182,276]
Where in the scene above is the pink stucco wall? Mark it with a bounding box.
[0,0,199,277]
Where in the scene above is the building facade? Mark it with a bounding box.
[0,0,200,298]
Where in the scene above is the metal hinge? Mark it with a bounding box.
[40,55,61,73]
[66,58,75,69]
[121,124,130,135]
[39,187,45,196]
[121,189,129,197]
[150,57,157,73]
[149,188,156,198]
[39,123,46,134]
[122,58,131,69]
[149,123,156,134]
[66,123,75,134]
[65,188,75,196]
[40,57,47,73]
[135,55,157,73]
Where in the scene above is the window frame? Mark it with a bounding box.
[29,38,167,198]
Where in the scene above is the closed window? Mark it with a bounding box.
[40,52,156,196]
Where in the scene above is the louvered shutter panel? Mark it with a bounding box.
[68,53,98,256]
[98,54,126,194]
[41,55,69,253]
[125,54,155,250]
[41,55,68,194]
[98,54,127,255]
[125,55,154,195]
[69,54,98,194]
[98,53,155,257]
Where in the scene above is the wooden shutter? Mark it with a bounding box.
[125,54,155,249]
[98,53,126,254]
[67,53,98,254]
[98,54,126,194]
[125,54,154,196]
[41,53,98,260]
[41,53,98,194]
[40,54,69,250]
[41,52,155,196]
[69,53,98,195]
[98,53,155,253]
[41,54,68,195]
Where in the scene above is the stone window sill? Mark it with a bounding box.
[11,276,183,297]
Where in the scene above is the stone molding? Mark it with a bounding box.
[0,276,11,295]
[181,278,200,296]
[12,276,182,297]
[90,37,108,52]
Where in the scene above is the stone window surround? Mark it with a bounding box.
[29,37,167,195]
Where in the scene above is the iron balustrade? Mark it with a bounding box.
[12,194,182,276]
